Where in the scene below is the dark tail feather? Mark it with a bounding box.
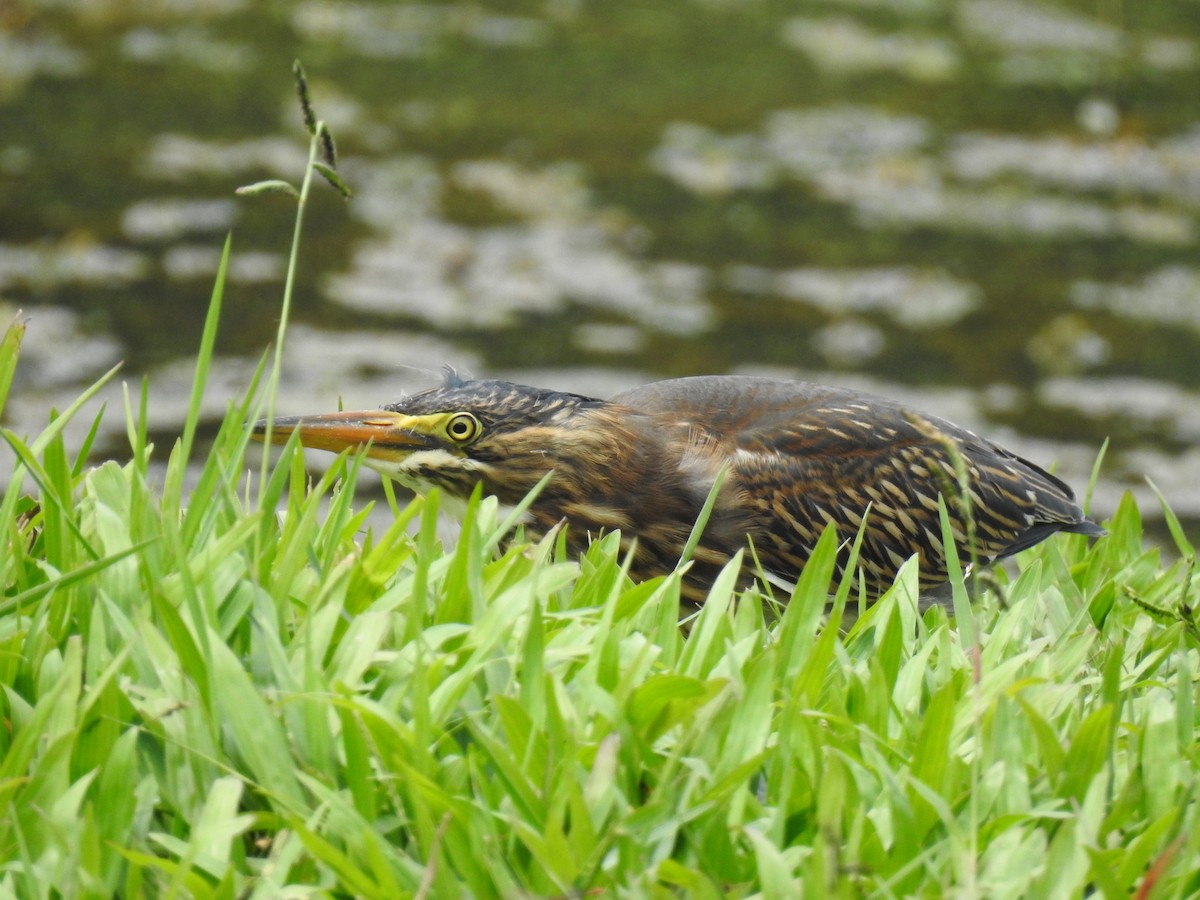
[998,517,1105,559]
[1060,519,1106,539]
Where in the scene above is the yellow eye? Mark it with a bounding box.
[445,413,481,443]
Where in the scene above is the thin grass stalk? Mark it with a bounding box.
[257,125,323,505]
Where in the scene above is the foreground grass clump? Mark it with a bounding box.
[1,317,1199,897]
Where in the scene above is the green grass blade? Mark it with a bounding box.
[1145,477,1195,558]
[678,465,727,567]
[938,495,975,647]
[1,428,100,561]
[0,312,26,417]
[0,539,154,617]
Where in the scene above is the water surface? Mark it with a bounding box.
[2,0,1198,533]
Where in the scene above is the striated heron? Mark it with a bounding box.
[254,372,1104,603]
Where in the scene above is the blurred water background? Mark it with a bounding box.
[1,0,1198,535]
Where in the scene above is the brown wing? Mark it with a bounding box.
[615,376,1100,594]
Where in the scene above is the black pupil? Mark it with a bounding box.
[452,418,470,437]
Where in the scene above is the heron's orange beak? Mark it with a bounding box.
[251,410,437,459]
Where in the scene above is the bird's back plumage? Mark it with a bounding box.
[609,376,1102,596]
